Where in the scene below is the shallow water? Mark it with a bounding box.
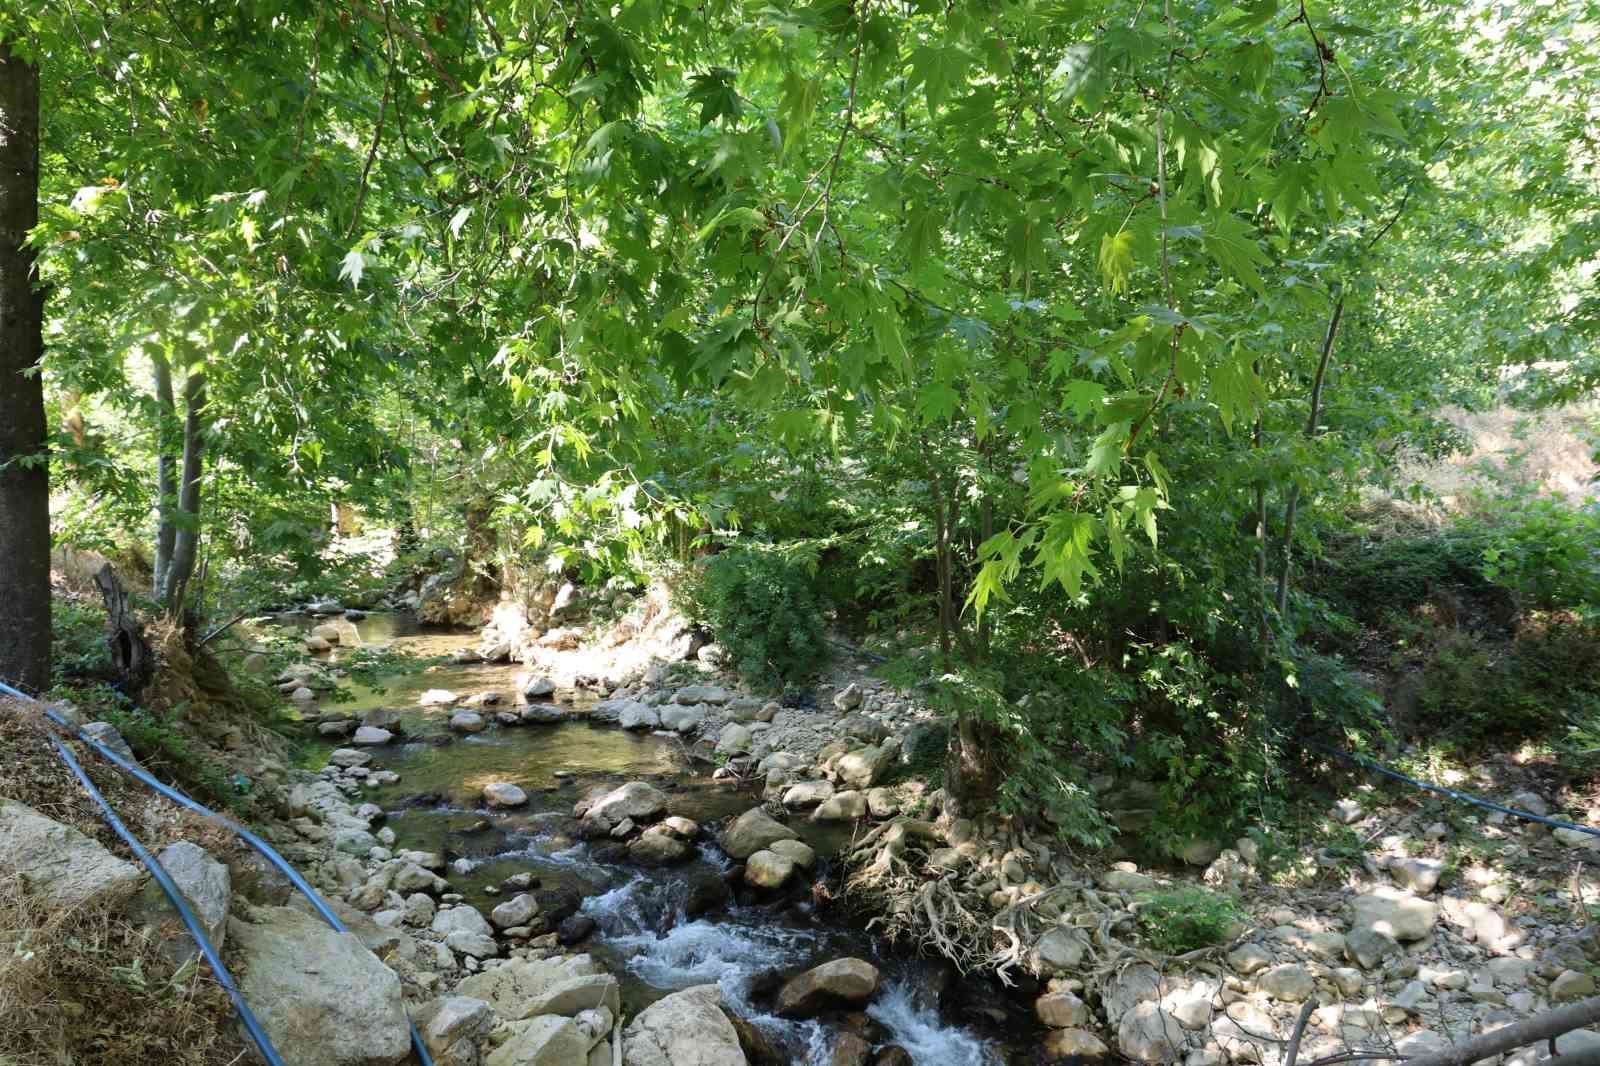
[268,611,1020,1064]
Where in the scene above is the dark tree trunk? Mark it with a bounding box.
[93,564,152,697]
[0,43,50,693]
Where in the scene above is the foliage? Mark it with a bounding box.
[50,599,115,685]
[97,703,254,816]
[1135,887,1243,955]
[685,544,829,688]
[1410,623,1600,752]
[1473,491,1600,614]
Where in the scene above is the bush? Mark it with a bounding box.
[687,544,828,688]
[1135,887,1243,954]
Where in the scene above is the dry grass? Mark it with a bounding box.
[1395,401,1600,508]
[0,700,250,1066]
[0,876,248,1066]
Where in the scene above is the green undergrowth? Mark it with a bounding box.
[1135,887,1244,954]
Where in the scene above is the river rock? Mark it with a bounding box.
[482,782,528,808]
[520,675,558,700]
[1036,990,1091,1028]
[783,780,836,809]
[675,685,731,705]
[832,1032,871,1066]
[1258,963,1316,1002]
[623,983,746,1066]
[328,747,373,768]
[421,689,459,706]
[0,799,145,909]
[1227,943,1274,975]
[745,849,798,889]
[1389,857,1445,894]
[629,827,692,865]
[716,722,752,754]
[620,703,662,731]
[770,837,815,868]
[422,995,495,1066]
[1118,1002,1185,1062]
[459,954,609,1019]
[837,745,894,789]
[487,1015,591,1066]
[583,782,669,831]
[776,958,880,1018]
[833,684,864,711]
[1032,927,1088,974]
[721,808,798,859]
[1352,889,1436,941]
[229,905,410,1065]
[490,893,539,929]
[1043,1029,1109,1061]
[348,725,392,746]
[449,710,486,733]
[812,790,868,822]
[1552,970,1596,1001]
[434,904,495,943]
[659,703,706,733]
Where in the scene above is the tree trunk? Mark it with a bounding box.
[1275,293,1344,617]
[159,366,206,617]
[0,43,50,693]
[151,348,177,598]
[93,563,152,697]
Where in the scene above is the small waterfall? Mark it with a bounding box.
[869,980,999,1065]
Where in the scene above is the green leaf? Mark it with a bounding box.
[908,43,971,116]
[1062,378,1108,419]
[1098,230,1136,295]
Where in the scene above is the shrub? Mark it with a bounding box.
[686,544,828,688]
[1135,887,1243,954]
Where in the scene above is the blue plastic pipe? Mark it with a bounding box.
[0,678,435,1065]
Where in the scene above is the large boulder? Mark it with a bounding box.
[0,799,145,909]
[775,958,880,1018]
[623,984,747,1066]
[229,905,410,1065]
[619,703,662,731]
[720,808,798,860]
[582,782,669,831]
[836,745,894,790]
[151,841,230,960]
[482,782,528,808]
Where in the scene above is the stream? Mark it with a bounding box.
[273,612,1033,1065]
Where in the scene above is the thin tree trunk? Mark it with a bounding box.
[160,367,206,617]
[151,348,177,598]
[93,564,152,696]
[0,43,50,692]
[1253,359,1269,660]
[1275,293,1344,616]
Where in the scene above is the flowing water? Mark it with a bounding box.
[271,612,1035,1064]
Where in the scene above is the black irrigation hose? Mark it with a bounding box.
[0,678,436,1066]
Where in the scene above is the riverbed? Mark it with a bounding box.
[271,612,1037,1064]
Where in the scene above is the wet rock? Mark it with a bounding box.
[776,958,881,1018]
[873,1049,914,1066]
[449,711,486,733]
[482,782,528,808]
[721,808,799,859]
[328,747,373,768]
[352,726,395,747]
[623,984,745,1065]
[520,675,557,699]
[558,915,597,945]
[745,849,798,890]
[521,704,566,724]
[421,689,459,707]
[230,905,410,1065]
[535,887,583,924]
[831,1032,872,1066]
[629,827,692,866]
[723,1007,785,1066]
